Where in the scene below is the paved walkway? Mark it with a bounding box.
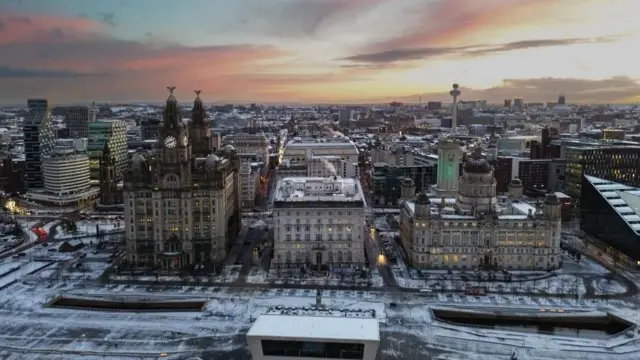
[104,275,634,300]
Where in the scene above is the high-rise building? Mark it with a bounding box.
[581,176,640,265]
[518,159,550,194]
[434,138,462,196]
[140,115,161,141]
[87,120,127,184]
[42,139,91,198]
[99,143,123,206]
[513,98,524,109]
[24,99,55,189]
[558,94,566,105]
[0,152,24,194]
[123,88,240,271]
[564,146,640,200]
[65,106,96,138]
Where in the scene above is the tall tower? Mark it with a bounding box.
[400,178,416,201]
[434,83,463,196]
[435,140,462,195]
[159,86,192,182]
[189,90,212,156]
[99,142,122,205]
[449,83,461,133]
[487,126,498,161]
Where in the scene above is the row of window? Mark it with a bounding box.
[276,250,356,262]
[282,233,354,242]
[276,211,355,217]
[412,247,556,255]
[284,225,353,232]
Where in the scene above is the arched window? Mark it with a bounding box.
[285,252,291,262]
[346,251,352,262]
[328,251,334,262]
[295,251,302,262]
[165,174,180,189]
[337,251,343,263]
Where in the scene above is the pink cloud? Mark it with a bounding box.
[0,12,102,45]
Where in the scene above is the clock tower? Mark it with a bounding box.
[159,86,191,171]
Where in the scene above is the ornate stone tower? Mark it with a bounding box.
[414,192,431,220]
[99,142,123,205]
[158,86,192,184]
[508,178,524,199]
[457,148,497,214]
[543,193,562,221]
[189,90,212,156]
[400,178,416,201]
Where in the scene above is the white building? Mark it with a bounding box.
[400,148,562,270]
[224,132,270,162]
[247,314,379,360]
[29,138,99,206]
[307,155,358,179]
[282,138,359,168]
[272,177,367,270]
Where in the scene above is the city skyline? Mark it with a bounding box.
[1,0,639,105]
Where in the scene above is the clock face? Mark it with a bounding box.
[164,136,177,148]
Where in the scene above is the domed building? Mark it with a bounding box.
[399,146,562,271]
[123,87,241,272]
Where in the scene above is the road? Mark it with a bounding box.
[237,227,267,279]
[364,206,398,288]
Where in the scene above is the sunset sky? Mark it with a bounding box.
[1,0,639,105]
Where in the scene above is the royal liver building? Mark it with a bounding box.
[123,88,240,271]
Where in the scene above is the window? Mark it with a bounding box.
[261,340,364,359]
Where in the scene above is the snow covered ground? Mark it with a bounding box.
[245,268,386,288]
[0,279,638,359]
[56,220,122,240]
[593,279,628,295]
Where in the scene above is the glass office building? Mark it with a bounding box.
[88,120,127,184]
[580,175,640,263]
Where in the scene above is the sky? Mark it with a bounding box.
[0,0,639,105]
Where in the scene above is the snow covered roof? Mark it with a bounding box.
[274,177,365,204]
[585,175,640,233]
[246,314,379,342]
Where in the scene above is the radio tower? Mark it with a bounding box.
[449,83,461,134]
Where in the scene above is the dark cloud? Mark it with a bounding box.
[393,77,640,104]
[0,65,104,78]
[99,12,116,27]
[341,37,611,64]
[9,16,30,24]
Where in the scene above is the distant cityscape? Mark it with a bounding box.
[1,85,640,359]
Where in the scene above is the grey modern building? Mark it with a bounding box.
[65,106,96,138]
[141,115,161,141]
[24,99,56,189]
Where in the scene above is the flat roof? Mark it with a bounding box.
[246,315,379,342]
